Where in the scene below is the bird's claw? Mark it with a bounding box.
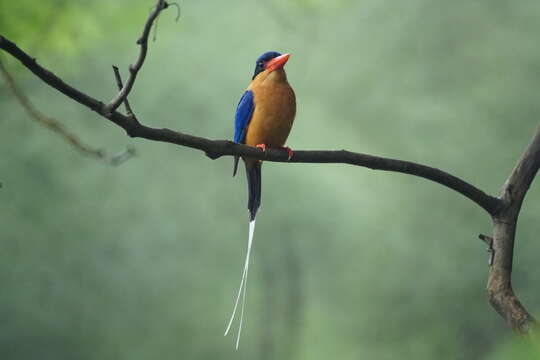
[255,144,293,160]
[279,146,294,161]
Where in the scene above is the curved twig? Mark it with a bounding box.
[112,65,137,119]
[0,57,104,159]
[104,0,168,114]
[1,57,135,165]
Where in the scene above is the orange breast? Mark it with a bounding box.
[244,72,296,148]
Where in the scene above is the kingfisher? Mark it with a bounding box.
[224,51,296,348]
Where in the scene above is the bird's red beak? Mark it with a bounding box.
[265,53,290,72]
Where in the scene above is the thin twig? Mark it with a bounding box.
[104,0,168,113]
[112,65,137,119]
[167,2,182,21]
[0,58,104,159]
[152,1,181,42]
[479,234,495,266]
[0,58,135,165]
[478,234,493,245]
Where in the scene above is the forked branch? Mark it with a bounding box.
[104,0,168,114]
[0,58,103,159]
[0,58,135,165]
[487,127,540,334]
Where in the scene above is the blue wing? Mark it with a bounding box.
[234,90,255,144]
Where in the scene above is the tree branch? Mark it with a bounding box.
[112,65,137,119]
[104,0,168,114]
[0,58,135,165]
[0,57,105,159]
[0,34,502,216]
[486,127,540,334]
[500,125,540,209]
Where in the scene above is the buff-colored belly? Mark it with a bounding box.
[245,82,296,148]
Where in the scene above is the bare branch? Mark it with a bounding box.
[500,126,540,209]
[0,34,503,216]
[486,127,540,335]
[167,2,182,22]
[104,0,168,114]
[1,57,135,165]
[478,234,493,246]
[488,220,537,334]
[112,65,137,119]
[478,234,495,266]
[0,57,104,159]
[0,36,104,112]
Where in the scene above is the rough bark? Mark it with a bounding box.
[487,127,540,334]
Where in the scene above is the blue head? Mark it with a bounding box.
[252,51,290,80]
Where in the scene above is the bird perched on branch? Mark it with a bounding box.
[225,51,296,348]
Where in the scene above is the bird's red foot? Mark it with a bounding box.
[256,144,267,152]
[279,146,294,160]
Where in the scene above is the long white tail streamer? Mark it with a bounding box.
[224,220,256,350]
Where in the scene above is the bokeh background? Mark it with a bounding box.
[1,0,540,359]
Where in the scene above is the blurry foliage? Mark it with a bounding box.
[0,0,157,71]
[1,1,540,360]
[488,337,540,360]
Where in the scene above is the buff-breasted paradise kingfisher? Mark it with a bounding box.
[224,51,296,348]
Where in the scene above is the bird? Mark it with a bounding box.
[224,51,296,349]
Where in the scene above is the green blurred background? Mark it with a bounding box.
[1,0,540,359]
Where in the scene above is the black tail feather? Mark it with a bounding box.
[245,162,262,221]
